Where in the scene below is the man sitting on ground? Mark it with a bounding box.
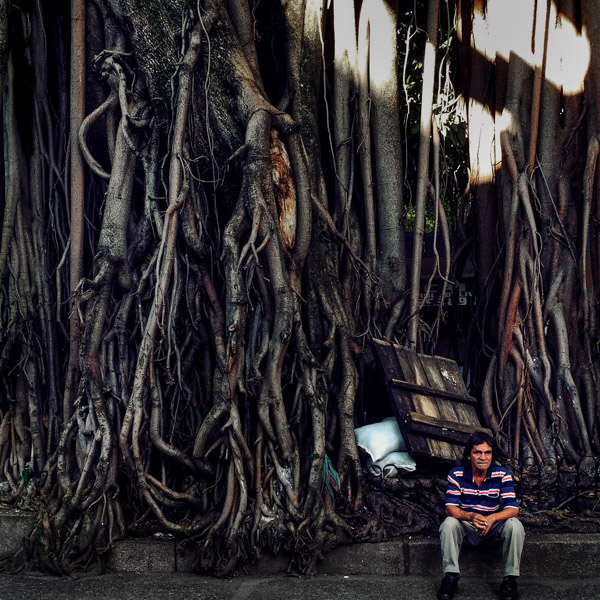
[437,430,524,600]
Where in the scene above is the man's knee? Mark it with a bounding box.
[439,516,462,535]
[502,517,524,538]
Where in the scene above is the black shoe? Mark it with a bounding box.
[437,573,460,600]
[500,575,519,600]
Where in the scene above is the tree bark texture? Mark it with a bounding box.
[459,0,600,469]
[0,0,443,574]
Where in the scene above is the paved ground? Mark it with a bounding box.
[0,572,598,600]
[2,512,600,599]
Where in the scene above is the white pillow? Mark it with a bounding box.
[354,417,407,462]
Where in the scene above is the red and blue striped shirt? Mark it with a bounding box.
[445,463,518,515]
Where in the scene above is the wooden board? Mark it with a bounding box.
[372,339,491,461]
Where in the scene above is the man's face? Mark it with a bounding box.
[469,442,493,473]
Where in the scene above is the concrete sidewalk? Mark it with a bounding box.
[0,572,598,600]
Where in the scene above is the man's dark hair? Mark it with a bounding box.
[462,430,495,465]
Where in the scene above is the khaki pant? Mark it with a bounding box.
[439,516,525,576]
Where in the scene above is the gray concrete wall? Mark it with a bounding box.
[2,509,599,580]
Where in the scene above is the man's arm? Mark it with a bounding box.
[446,504,518,536]
[446,504,476,522]
[446,504,485,531]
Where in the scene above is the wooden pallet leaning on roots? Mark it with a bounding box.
[372,338,491,461]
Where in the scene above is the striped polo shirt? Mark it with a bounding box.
[445,463,518,515]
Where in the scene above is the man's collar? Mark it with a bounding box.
[463,462,497,481]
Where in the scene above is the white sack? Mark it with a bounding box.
[354,416,407,462]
